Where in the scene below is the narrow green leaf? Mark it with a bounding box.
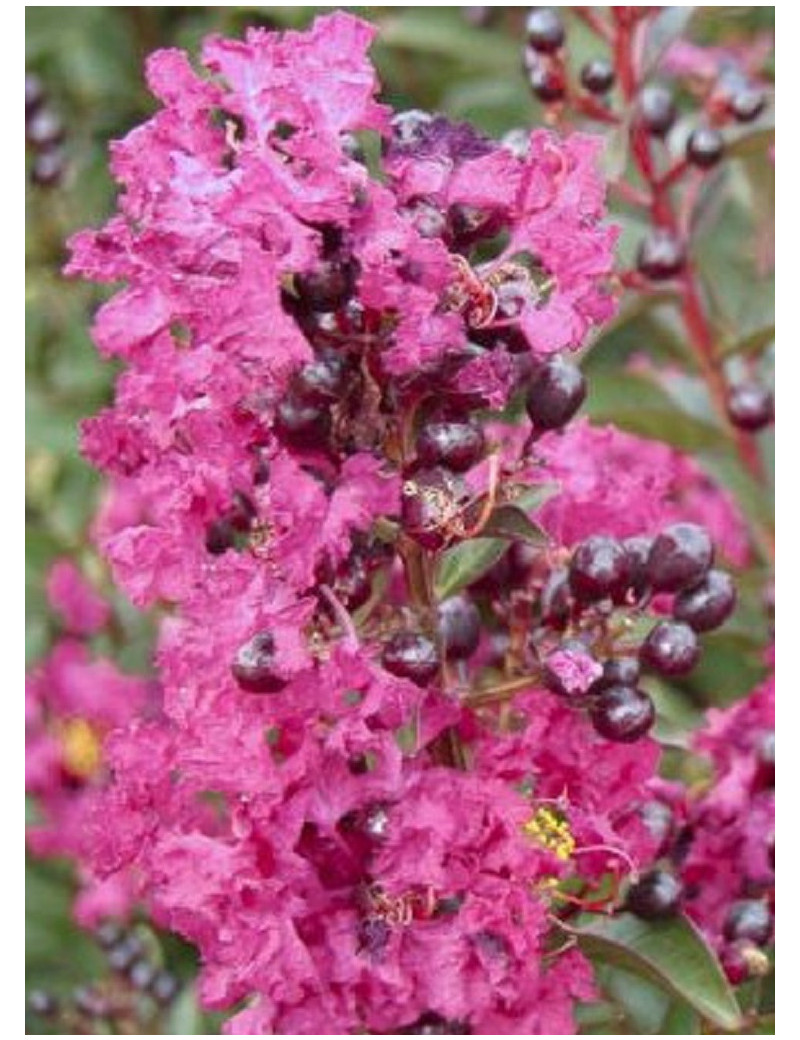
[721,323,775,359]
[481,505,547,544]
[434,537,507,599]
[571,912,743,1032]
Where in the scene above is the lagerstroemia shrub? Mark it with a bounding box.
[26,9,774,1035]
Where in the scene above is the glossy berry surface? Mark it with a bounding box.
[525,355,586,430]
[437,596,481,660]
[231,631,287,693]
[673,569,736,632]
[401,467,467,551]
[638,84,676,136]
[600,656,641,689]
[526,58,567,103]
[730,86,766,123]
[646,523,713,592]
[26,107,64,148]
[637,229,686,280]
[275,395,332,449]
[626,869,683,919]
[381,631,440,686]
[623,534,654,598]
[149,970,180,1006]
[569,535,628,602]
[416,420,485,472]
[525,8,565,52]
[590,684,655,743]
[640,620,700,675]
[686,126,725,169]
[580,58,615,94]
[726,381,774,431]
[723,900,773,946]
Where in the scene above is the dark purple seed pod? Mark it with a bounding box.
[726,381,774,432]
[637,229,686,280]
[401,467,468,551]
[526,8,566,52]
[598,656,641,689]
[28,990,58,1018]
[686,126,725,169]
[640,620,700,675]
[723,900,773,946]
[205,519,235,555]
[94,920,124,950]
[638,83,676,137]
[294,350,351,404]
[149,970,180,1006]
[437,595,481,660]
[72,986,109,1019]
[128,957,158,991]
[673,569,736,632]
[381,631,440,686]
[275,395,332,449]
[26,72,45,116]
[626,869,683,919]
[580,58,615,94]
[231,631,287,694]
[639,799,675,856]
[107,934,145,973]
[622,534,654,598]
[30,147,65,187]
[525,355,586,430]
[416,420,485,472]
[295,257,357,312]
[569,535,628,603]
[754,730,775,790]
[333,553,372,613]
[590,684,655,743]
[646,523,713,592]
[526,55,567,103]
[729,86,766,123]
[26,107,64,149]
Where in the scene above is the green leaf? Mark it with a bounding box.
[378,10,513,72]
[721,323,775,359]
[571,912,743,1032]
[481,505,547,544]
[434,537,507,599]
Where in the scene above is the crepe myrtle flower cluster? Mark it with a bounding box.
[520,7,774,438]
[25,11,760,1034]
[635,665,775,987]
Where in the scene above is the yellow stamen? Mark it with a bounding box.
[58,718,102,779]
[523,806,576,862]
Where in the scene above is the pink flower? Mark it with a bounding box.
[45,560,110,636]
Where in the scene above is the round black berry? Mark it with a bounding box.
[647,523,713,592]
[149,970,180,1006]
[438,596,481,660]
[723,900,772,947]
[25,72,45,117]
[730,86,766,123]
[539,567,571,628]
[231,631,287,694]
[381,631,440,686]
[72,986,108,1019]
[26,107,64,149]
[640,620,700,675]
[28,990,58,1018]
[416,420,485,472]
[525,355,586,430]
[637,229,686,280]
[580,58,615,94]
[275,395,331,449]
[94,920,125,950]
[333,553,372,613]
[623,534,654,598]
[31,147,65,187]
[569,535,628,602]
[526,57,567,103]
[591,684,655,742]
[673,569,736,632]
[294,350,350,405]
[726,381,774,432]
[626,869,683,919]
[295,257,356,312]
[686,126,725,169]
[638,84,676,137]
[526,8,565,52]
[128,957,157,991]
[205,519,235,555]
[755,730,775,790]
[401,467,468,551]
[600,656,641,688]
[107,934,145,973]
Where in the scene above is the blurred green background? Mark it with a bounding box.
[26,7,774,1033]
